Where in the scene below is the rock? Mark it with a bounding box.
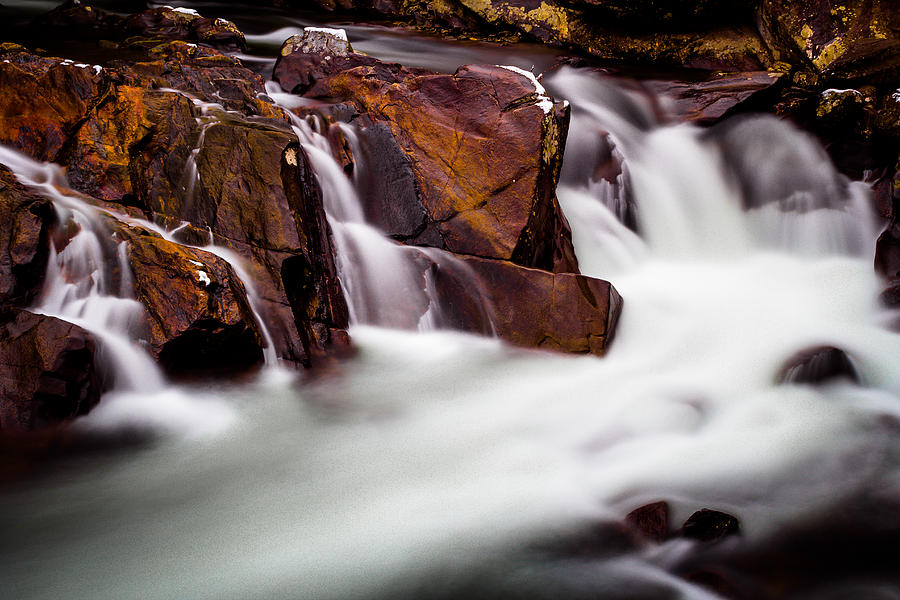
[815,88,869,135]
[119,225,265,377]
[757,0,900,80]
[876,221,900,279]
[646,71,785,124]
[776,346,860,385]
[625,501,670,543]
[122,6,247,51]
[436,255,622,355]
[306,62,578,272]
[562,0,756,30]
[0,49,105,162]
[0,309,102,430]
[0,165,55,308]
[680,509,741,542]
[273,27,380,94]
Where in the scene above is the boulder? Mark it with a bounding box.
[0,309,102,430]
[646,71,785,124]
[305,61,578,272]
[0,50,105,162]
[776,346,860,385]
[435,255,622,355]
[0,165,55,308]
[273,27,381,95]
[119,225,265,377]
[757,0,900,80]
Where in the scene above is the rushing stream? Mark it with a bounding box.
[2,4,900,600]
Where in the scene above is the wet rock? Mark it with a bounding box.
[0,309,102,430]
[776,346,860,385]
[625,501,670,543]
[119,226,265,377]
[647,71,785,124]
[815,88,868,135]
[273,27,380,95]
[757,0,900,80]
[122,7,246,51]
[562,0,756,30]
[436,255,622,355]
[680,509,741,542]
[0,49,105,162]
[306,62,578,272]
[0,166,55,308]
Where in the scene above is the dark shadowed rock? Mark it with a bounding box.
[776,346,860,385]
[119,225,265,377]
[680,509,741,542]
[122,6,247,51]
[0,166,55,308]
[626,501,670,543]
[647,71,784,124]
[0,309,102,430]
[306,61,578,272]
[757,0,900,80]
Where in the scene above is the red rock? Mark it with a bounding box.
[0,309,102,430]
[646,71,784,124]
[306,61,578,272]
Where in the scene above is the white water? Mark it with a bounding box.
[1,62,899,600]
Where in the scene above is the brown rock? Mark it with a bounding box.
[119,225,265,377]
[646,71,785,124]
[273,27,381,95]
[306,62,578,272]
[0,166,55,308]
[0,309,102,431]
[776,346,860,385]
[625,501,670,543]
[122,7,247,51]
[435,255,622,355]
[757,0,900,80]
[0,50,105,162]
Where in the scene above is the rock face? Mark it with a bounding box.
[0,22,349,368]
[273,28,380,94]
[301,57,578,272]
[0,309,102,430]
[0,166,55,308]
[680,509,741,542]
[120,226,265,377]
[757,0,900,80]
[646,71,785,124]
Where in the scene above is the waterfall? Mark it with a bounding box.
[265,81,496,332]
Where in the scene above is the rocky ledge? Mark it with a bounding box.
[0,3,625,432]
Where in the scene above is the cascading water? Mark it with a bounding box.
[1,29,900,600]
[265,81,495,332]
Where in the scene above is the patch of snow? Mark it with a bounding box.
[92,65,102,75]
[892,89,900,102]
[188,260,204,267]
[171,6,200,16]
[2,60,8,64]
[496,64,546,95]
[821,88,861,98]
[75,63,89,68]
[197,271,211,286]
[304,27,348,41]
[536,98,555,114]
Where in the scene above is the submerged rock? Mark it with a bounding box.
[680,509,741,542]
[776,346,861,385]
[625,501,670,543]
[0,309,102,430]
[304,60,578,272]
